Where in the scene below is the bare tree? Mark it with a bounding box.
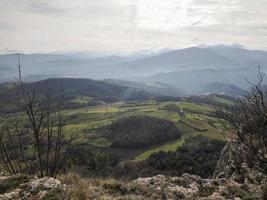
[0,54,74,178]
[0,123,16,174]
[0,117,30,174]
[217,69,267,173]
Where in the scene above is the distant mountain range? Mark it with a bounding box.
[132,67,258,94]
[125,45,267,73]
[1,45,266,97]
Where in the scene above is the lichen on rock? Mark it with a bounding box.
[0,174,66,200]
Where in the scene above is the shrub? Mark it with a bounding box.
[217,70,267,173]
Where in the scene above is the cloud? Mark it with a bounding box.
[28,2,65,14]
[191,16,217,27]
[0,0,267,52]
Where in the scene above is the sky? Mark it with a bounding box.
[0,0,267,53]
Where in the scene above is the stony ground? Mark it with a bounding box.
[0,174,65,200]
[61,163,267,200]
[0,166,266,200]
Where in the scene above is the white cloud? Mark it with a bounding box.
[0,0,266,52]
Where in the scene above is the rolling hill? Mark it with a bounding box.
[198,82,246,97]
[0,78,154,113]
[104,79,186,97]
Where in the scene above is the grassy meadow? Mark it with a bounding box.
[62,98,227,160]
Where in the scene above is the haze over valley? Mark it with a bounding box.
[1,0,267,199]
[1,44,267,97]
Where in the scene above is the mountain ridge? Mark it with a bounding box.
[1,45,267,82]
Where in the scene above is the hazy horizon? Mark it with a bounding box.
[1,0,267,94]
[0,43,266,56]
[1,0,267,53]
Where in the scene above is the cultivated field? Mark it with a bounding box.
[62,98,227,160]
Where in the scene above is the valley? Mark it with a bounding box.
[1,1,267,199]
[0,77,228,172]
[56,95,226,161]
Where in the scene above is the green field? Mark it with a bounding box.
[71,96,93,104]
[0,93,230,161]
[61,99,226,160]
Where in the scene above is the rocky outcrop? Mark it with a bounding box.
[213,140,254,179]
[80,168,266,199]
[0,174,66,200]
[131,172,267,200]
[1,169,266,200]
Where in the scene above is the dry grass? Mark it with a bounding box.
[59,172,145,200]
[60,172,92,200]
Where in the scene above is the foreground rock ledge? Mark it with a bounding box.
[0,174,66,200]
[82,166,267,199]
[132,173,266,200]
[0,165,266,200]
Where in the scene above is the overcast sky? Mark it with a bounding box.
[0,0,267,53]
